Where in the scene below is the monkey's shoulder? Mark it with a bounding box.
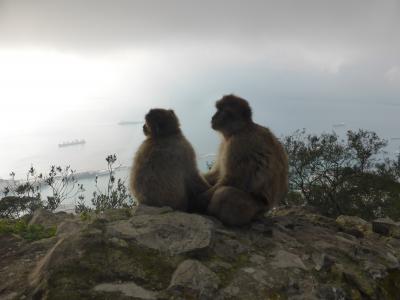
[135,135,193,161]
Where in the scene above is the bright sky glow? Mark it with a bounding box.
[0,48,157,135]
[0,49,117,111]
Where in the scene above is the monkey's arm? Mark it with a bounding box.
[215,139,266,192]
[204,141,226,186]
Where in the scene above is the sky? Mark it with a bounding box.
[0,0,399,178]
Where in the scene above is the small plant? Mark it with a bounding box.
[1,167,44,218]
[2,167,42,199]
[75,194,90,214]
[92,154,134,211]
[75,154,134,213]
[206,161,215,171]
[0,219,56,241]
[0,196,42,219]
[1,165,85,217]
[44,165,85,211]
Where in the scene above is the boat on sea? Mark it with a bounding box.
[58,139,86,148]
[333,122,346,128]
[117,121,143,126]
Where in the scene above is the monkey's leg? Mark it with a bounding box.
[208,186,263,226]
[187,174,211,214]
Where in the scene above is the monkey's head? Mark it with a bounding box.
[143,108,181,137]
[211,94,253,135]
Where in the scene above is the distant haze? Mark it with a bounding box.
[0,0,399,178]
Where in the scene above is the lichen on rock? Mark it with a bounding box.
[0,205,400,299]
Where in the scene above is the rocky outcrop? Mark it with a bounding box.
[372,218,400,239]
[1,206,400,299]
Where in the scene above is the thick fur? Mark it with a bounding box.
[203,95,289,226]
[130,109,210,211]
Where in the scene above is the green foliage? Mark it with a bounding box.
[283,129,400,220]
[1,165,85,218]
[0,218,56,241]
[75,154,134,214]
[44,165,85,211]
[2,167,42,199]
[0,196,42,219]
[79,211,92,222]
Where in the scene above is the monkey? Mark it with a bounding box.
[202,94,289,226]
[130,108,210,212]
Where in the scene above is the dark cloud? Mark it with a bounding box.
[0,0,399,54]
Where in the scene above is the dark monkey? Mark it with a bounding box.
[203,95,288,226]
[130,109,210,211]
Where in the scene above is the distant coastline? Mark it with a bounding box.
[0,166,131,184]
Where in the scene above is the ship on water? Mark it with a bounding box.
[58,139,86,148]
[333,122,346,128]
[117,121,143,126]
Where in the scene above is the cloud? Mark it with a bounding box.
[0,0,399,76]
[385,66,400,84]
[0,0,399,54]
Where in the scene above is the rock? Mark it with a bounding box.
[213,238,248,259]
[29,208,73,229]
[1,292,18,300]
[312,253,335,271]
[1,206,400,300]
[363,261,388,280]
[109,237,129,248]
[133,204,173,216]
[372,218,400,238]
[98,208,134,222]
[316,285,346,300]
[270,250,307,270]
[335,232,358,243]
[56,219,82,236]
[94,282,158,299]
[336,215,372,238]
[222,285,241,297]
[107,212,214,255]
[168,260,219,298]
[342,271,375,298]
[250,254,266,264]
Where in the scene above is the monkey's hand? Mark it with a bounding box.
[203,169,220,186]
[190,187,216,214]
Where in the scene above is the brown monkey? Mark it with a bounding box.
[203,95,288,226]
[130,108,210,212]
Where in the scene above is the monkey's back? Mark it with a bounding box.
[225,124,288,208]
[130,134,194,210]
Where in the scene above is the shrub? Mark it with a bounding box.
[283,129,400,220]
[1,165,85,218]
[0,196,42,219]
[0,218,56,241]
[44,165,84,211]
[75,154,135,213]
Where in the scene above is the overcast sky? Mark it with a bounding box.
[0,0,399,177]
[1,0,399,101]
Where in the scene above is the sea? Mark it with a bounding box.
[1,100,400,212]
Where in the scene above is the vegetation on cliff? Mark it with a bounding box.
[1,128,399,224]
